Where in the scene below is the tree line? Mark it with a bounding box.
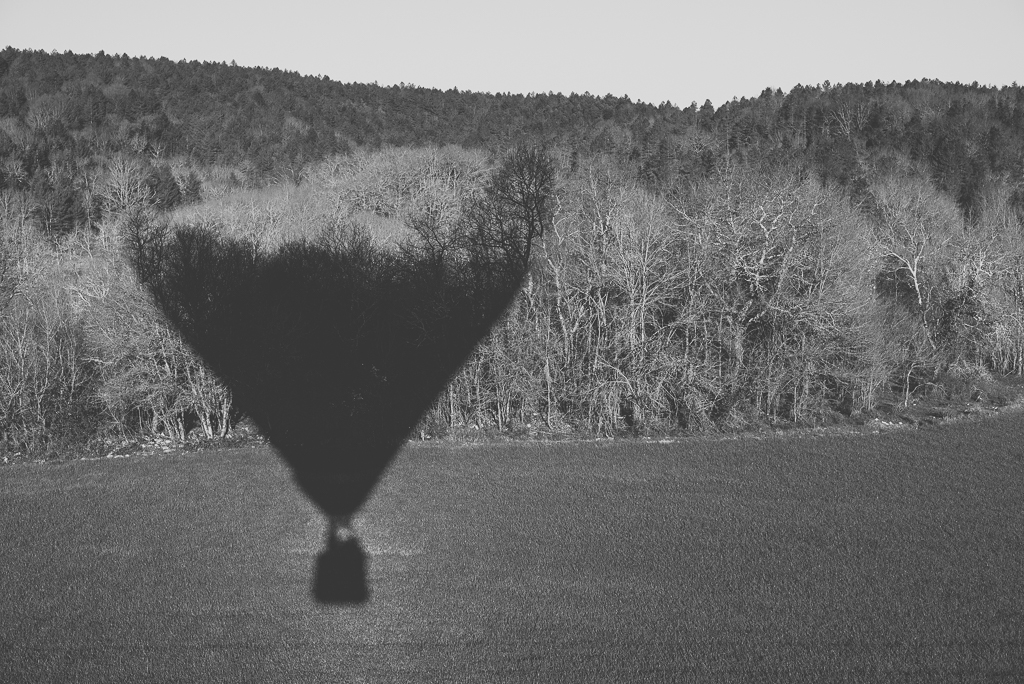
[4,49,1021,234]
[2,49,1024,456]
[3,141,1024,457]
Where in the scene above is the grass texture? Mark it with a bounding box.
[1,416,1023,682]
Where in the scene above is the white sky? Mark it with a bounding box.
[1,0,1021,107]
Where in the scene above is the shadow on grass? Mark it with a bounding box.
[314,537,369,604]
[127,147,552,603]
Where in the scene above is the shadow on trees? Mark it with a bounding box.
[127,147,552,604]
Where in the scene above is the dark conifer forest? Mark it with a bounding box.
[2,47,1024,457]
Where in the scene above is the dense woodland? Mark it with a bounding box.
[2,47,1024,457]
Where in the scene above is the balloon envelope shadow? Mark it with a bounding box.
[129,224,529,604]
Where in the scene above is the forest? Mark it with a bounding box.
[2,47,1024,458]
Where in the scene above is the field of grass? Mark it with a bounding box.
[2,415,1023,682]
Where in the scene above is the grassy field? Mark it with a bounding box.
[2,416,1023,682]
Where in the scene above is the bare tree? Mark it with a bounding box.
[100,156,152,222]
[869,174,961,359]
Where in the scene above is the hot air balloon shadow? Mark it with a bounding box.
[126,147,552,604]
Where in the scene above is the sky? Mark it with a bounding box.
[1,0,1021,107]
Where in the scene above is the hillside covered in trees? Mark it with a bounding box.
[2,47,1023,234]
[2,47,1024,457]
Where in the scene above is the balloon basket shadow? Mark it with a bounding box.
[312,537,370,605]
